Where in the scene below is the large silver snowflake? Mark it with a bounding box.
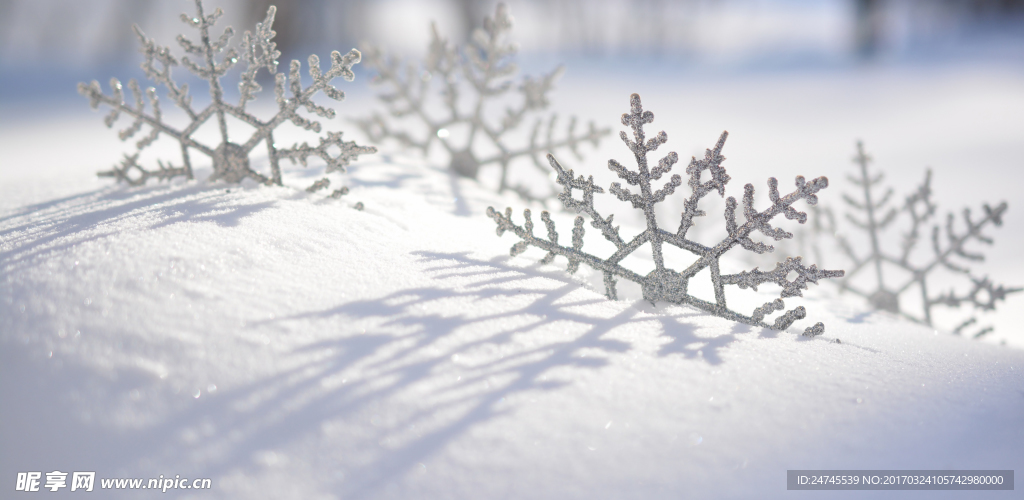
[834,142,1020,337]
[488,94,844,335]
[78,0,375,195]
[357,3,609,201]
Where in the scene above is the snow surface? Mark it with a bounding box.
[3,62,1024,499]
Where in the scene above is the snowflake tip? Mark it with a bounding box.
[306,177,330,193]
[802,322,825,337]
[629,93,642,114]
[772,306,806,331]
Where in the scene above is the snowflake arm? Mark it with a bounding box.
[78,78,209,182]
[896,169,936,263]
[931,276,1023,312]
[132,24,195,118]
[722,257,846,298]
[97,154,188,187]
[486,206,645,284]
[672,131,730,239]
[354,42,449,154]
[277,131,377,174]
[237,6,280,109]
[463,3,517,97]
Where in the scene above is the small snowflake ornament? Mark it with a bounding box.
[357,3,609,201]
[488,94,844,335]
[78,0,375,194]
[833,141,1020,337]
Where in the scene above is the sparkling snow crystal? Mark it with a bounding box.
[357,3,609,200]
[78,0,375,194]
[834,142,1020,337]
[487,94,844,334]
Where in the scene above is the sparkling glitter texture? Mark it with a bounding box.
[357,3,609,201]
[488,94,844,335]
[78,0,375,193]
[834,141,1020,338]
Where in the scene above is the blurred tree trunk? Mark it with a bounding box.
[854,0,882,57]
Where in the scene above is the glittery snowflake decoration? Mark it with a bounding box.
[487,94,844,335]
[834,142,1020,338]
[357,3,609,200]
[78,0,375,195]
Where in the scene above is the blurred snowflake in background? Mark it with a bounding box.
[357,3,609,202]
[831,141,1020,338]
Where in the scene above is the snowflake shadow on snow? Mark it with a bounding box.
[0,183,276,272]
[406,250,739,360]
[1,247,806,498]
[234,252,745,493]
[175,250,762,495]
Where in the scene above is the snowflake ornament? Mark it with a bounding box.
[487,94,844,335]
[357,3,609,200]
[78,0,375,195]
[834,142,1020,337]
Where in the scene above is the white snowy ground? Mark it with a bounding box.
[3,61,1024,499]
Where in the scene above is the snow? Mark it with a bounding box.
[3,61,1024,499]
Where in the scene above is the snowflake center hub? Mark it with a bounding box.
[449,150,480,179]
[868,289,900,314]
[212,142,252,183]
[641,269,687,303]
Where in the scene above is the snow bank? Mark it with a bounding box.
[3,64,1023,499]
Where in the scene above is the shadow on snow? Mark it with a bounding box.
[0,181,277,272]
[35,251,762,497]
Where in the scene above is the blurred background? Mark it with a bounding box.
[2,0,1023,345]
[3,0,1024,118]
[3,0,1024,97]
